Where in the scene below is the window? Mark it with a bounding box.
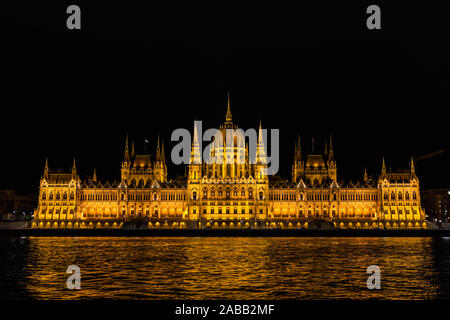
[192,191,197,200]
[42,192,46,200]
[259,191,264,200]
[413,192,417,200]
[391,192,395,200]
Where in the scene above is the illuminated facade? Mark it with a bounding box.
[32,97,427,229]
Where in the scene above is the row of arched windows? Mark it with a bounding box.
[42,191,74,201]
[384,191,417,201]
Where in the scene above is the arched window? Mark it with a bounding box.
[300,193,304,201]
[384,192,388,200]
[153,193,158,201]
[42,192,46,200]
[391,192,395,200]
[413,191,417,200]
[333,193,337,201]
[259,191,264,200]
[121,193,125,201]
[398,192,402,200]
[70,192,74,200]
[63,192,67,200]
[192,191,197,200]
[56,192,60,200]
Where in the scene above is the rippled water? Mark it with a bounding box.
[1,237,450,299]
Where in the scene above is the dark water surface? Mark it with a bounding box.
[1,237,450,300]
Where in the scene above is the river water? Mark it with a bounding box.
[1,237,450,300]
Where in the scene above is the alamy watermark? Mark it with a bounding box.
[170,121,279,176]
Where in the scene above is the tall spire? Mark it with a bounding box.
[124,134,130,161]
[324,139,328,159]
[72,158,77,177]
[156,135,161,162]
[381,157,386,174]
[411,156,415,174]
[161,139,166,165]
[131,138,135,158]
[43,158,49,180]
[295,136,301,162]
[257,120,266,164]
[191,122,201,164]
[328,135,334,161]
[225,91,232,122]
[93,168,97,183]
[364,168,368,182]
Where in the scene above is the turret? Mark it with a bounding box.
[256,121,268,181]
[43,158,49,180]
[189,121,202,182]
[327,135,337,181]
[121,134,131,181]
[292,135,304,183]
[131,138,135,159]
[225,91,232,123]
[154,136,167,183]
[72,158,77,178]
[124,134,130,162]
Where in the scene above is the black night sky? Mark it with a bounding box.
[1,1,450,196]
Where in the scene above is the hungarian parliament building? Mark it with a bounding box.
[33,98,427,230]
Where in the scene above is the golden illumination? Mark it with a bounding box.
[33,99,426,229]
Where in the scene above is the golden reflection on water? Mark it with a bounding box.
[2,237,447,299]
